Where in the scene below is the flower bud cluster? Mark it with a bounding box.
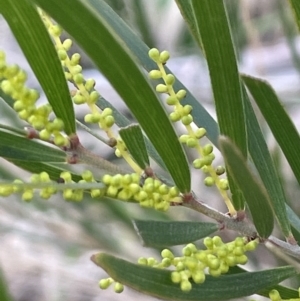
[102,173,181,211]
[0,51,68,146]
[148,48,192,126]
[40,12,109,127]
[0,170,105,202]
[138,236,258,292]
[148,48,232,212]
[84,107,115,130]
[99,277,124,294]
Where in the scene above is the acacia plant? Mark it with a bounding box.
[1,0,300,300]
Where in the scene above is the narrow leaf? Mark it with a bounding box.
[31,0,190,193]
[243,86,291,238]
[133,220,218,247]
[191,0,247,210]
[286,204,300,235]
[243,74,300,186]
[92,253,296,301]
[0,130,65,163]
[219,136,274,238]
[289,0,300,32]
[174,0,202,48]
[0,0,76,135]
[119,125,149,169]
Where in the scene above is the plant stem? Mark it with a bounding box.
[182,193,257,237]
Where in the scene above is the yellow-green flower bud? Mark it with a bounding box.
[186,137,197,148]
[13,179,23,192]
[203,144,213,155]
[204,177,214,186]
[57,49,67,61]
[176,89,186,100]
[149,70,162,79]
[209,267,222,277]
[13,100,25,112]
[269,289,281,301]
[181,114,193,125]
[234,237,245,247]
[74,73,84,85]
[156,84,168,93]
[233,246,244,256]
[212,236,223,246]
[40,172,50,182]
[104,115,115,128]
[169,186,179,197]
[129,183,140,194]
[22,189,34,202]
[204,237,213,249]
[114,282,124,293]
[102,174,112,185]
[70,53,81,66]
[166,95,177,105]
[39,129,51,140]
[180,280,192,292]
[73,93,86,105]
[159,51,170,63]
[165,74,175,85]
[245,239,258,251]
[195,127,206,139]
[91,189,102,198]
[89,90,99,103]
[84,79,95,91]
[182,105,192,115]
[99,278,112,289]
[192,271,205,284]
[0,185,14,196]
[170,111,181,122]
[62,39,72,51]
[138,257,148,265]
[111,174,122,186]
[147,257,157,266]
[148,48,160,62]
[185,257,198,270]
[82,170,94,182]
[53,133,67,146]
[171,271,181,283]
[235,254,248,265]
[49,24,62,37]
[161,249,174,259]
[158,184,169,195]
[220,261,229,274]
[60,171,72,182]
[219,179,229,190]
[71,65,82,74]
[161,258,171,267]
[179,134,189,144]
[106,186,118,197]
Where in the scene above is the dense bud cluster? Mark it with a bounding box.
[102,173,181,211]
[0,51,68,146]
[40,11,116,133]
[138,236,258,292]
[0,170,104,202]
[148,48,232,212]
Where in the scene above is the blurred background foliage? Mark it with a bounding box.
[0,0,300,300]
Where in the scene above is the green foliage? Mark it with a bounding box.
[0,0,300,300]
